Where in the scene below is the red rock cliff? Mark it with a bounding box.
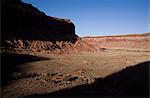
[1,0,77,43]
[82,33,150,50]
[1,0,97,53]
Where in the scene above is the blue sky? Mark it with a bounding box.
[23,0,149,37]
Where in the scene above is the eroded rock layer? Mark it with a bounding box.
[82,33,150,50]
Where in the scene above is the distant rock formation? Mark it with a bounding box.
[82,33,150,50]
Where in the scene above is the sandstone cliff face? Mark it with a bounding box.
[1,0,97,53]
[2,0,77,42]
[82,33,150,50]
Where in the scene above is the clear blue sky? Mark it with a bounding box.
[22,0,149,37]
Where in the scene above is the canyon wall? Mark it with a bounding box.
[82,33,150,50]
[2,0,77,42]
[1,0,97,53]
[2,0,149,53]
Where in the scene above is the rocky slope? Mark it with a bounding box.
[82,33,150,50]
[1,0,96,53]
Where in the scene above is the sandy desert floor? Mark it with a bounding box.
[1,49,150,97]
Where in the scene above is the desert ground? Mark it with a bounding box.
[1,48,150,97]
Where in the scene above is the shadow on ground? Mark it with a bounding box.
[28,61,149,97]
[1,52,50,86]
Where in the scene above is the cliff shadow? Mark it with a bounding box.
[28,61,150,97]
[1,52,50,86]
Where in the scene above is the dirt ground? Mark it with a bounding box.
[1,49,150,97]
